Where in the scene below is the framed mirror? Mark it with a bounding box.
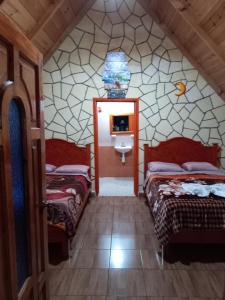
[110,113,134,134]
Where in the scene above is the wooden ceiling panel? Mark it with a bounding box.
[1,0,225,100]
[43,0,75,42]
[19,0,50,21]
[200,1,225,30]
[173,0,222,23]
[0,0,36,33]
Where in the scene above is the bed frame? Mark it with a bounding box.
[45,138,91,259]
[144,137,225,249]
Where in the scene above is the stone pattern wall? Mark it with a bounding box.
[43,0,225,189]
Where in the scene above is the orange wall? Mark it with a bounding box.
[99,146,133,177]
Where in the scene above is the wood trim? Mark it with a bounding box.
[110,113,134,135]
[45,138,91,168]
[31,127,41,140]
[93,99,99,194]
[28,0,65,40]
[143,137,220,175]
[93,98,139,196]
[0,12,42,64]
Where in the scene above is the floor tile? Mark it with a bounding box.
[51,269,108,295]
[99,177,134,196]
[51,296,106,299]
[82,234,111,249]
[110,250,142,268]
[108,269,146,296]
[135,221,154,234]
[140,249,163,269]
[107,297,149,300]
[74,249,110,268]
[112,222,136,234]
[88,221,113,234]
[111,235,158,250]
[143,269,225,298]
[50,196,225,300]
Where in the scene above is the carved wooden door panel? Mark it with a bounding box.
[0,14,49,300]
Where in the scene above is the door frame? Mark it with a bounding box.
[93,97,139,196]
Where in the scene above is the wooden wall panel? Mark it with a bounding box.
[0,42,8,83]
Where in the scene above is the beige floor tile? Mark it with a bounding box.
[51,296,106,300]
[140,249,163,269]
[92,212,114,222]
[108,269,146,296]
[71,233,85,249]
[82,234,111,249]
[110,250,142,268]
[51,269,108,295]
[112,222,136,234]
[74,249,110,268]
[143,269,225,298]
[111,235,158,250]
[135,221,154,234]
[107,297,148,300]
[50,196,225,300]
[87,221,113,234]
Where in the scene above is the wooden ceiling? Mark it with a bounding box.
[1,0,225,100]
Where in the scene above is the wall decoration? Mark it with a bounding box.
[43,0,225,190]
[175,81,186,96]
[102,51,130,89]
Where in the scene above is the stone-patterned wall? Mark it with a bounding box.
[43,0,225,190]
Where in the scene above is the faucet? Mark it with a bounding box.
[121,142,125,147]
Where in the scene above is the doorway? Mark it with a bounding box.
[93,98,139,196]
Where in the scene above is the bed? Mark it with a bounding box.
[144,137,225,254]
[45,138,91,259]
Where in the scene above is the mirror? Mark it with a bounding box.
[110,113,134,134]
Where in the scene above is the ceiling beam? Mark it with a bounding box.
[28,0,64,40]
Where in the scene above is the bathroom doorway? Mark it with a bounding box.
[93,98,139,196]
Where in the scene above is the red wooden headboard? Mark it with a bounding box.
[144,137,220,175]
[45,139,91,169]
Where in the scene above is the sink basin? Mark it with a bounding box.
[115,145,132,154]
[115,145,132,163]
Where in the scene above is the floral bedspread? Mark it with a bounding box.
[46,174,90,237]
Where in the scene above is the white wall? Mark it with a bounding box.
[97,102,134,146]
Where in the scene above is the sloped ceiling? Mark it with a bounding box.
[1,0,225,100]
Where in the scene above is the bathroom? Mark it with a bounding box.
[97,101,135,196]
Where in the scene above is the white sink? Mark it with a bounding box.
[115,145,132,154]
[115,145,132,163]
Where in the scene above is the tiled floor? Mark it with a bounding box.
[99,177,134,196]
[50,196,225,300]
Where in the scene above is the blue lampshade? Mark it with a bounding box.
[102,51,130,90]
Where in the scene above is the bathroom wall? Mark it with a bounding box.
[43,0,225,190]
[98,102,134,147]
[98,102,134,177]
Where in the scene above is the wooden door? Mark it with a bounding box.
[0,13,49,300]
